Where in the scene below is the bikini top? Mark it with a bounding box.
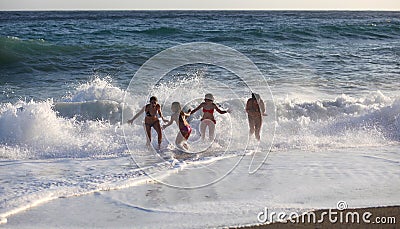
[145,104,157,117]
[203,108,214,114]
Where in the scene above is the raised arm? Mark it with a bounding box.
[214,103,228,114]
[127,106,145,124]
[162,113,177,129]
[190,103,204,115]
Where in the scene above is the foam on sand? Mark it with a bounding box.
[3,147,400,228]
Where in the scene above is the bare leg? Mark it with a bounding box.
[208,121,215,141]
[175,132,185,147]
[153,121,162,149]
[254,116,262,141]
[255,126,261,141]
[176,134,189,150]
[248,116,255,138]
[200,120,207,141]
[144,123,152,147]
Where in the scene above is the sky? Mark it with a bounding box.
[1,0,399,11]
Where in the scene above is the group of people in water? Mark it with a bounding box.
[128,93,266,150]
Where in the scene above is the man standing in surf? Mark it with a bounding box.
[127,96,168,149]
[246,93,266,141]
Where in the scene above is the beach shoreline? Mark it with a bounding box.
[237,206,399,229]
[4,199,398,228]
[2,147,400,228]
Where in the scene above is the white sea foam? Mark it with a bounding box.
[0,99,127,159]
[273,91,400,150]
[64,77,126,103]
[1,78,399,159]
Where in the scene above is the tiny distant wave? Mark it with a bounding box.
[227,21,400,43]
[319,22,400,40]
[137,27,185,36]
[204,27,319,43]
[207,36,246,42]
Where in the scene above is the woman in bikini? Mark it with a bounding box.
[127,96,168,149]
[246,93,266,141]
[190,93,229,141]
[162,102,192,150]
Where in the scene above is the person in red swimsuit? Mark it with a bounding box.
[162,102,192,150]
[190,93,229,141]
[246,93,266,141]
[127,96,168,149]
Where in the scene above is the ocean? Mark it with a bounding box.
[1,11,400,227]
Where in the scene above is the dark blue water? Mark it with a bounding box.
[1,11,400,102]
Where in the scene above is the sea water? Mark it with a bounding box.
[1,11,400,227]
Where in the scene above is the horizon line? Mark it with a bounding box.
[1,9,400,12]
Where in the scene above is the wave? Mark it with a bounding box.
[0,77,399,160]
[0,36,84,68]
[56,78,135,123]
[274,91,400,150]
[0,99,129,159]
[54,100,121,123]
[0,78,135,159]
